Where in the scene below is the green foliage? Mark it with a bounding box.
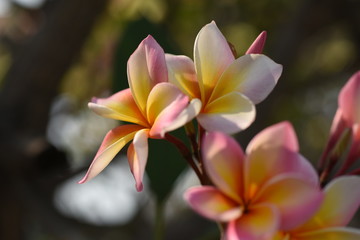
[146,128,188,203]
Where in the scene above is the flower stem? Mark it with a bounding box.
[349,167,360,175]
[197,125,211,184]
[154,201,165,240]
[217,222,226,240]
[335,145,359,177]
[184,121,200,161]
[319,154,338,187]
[165,133,205,184]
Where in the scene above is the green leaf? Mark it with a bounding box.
[146,128,188,203]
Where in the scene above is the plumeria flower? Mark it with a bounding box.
[320,71,360,176]
[275,176,360,240]
[185,122,324,240]
[79,36,201,191]
[166,21,282,134]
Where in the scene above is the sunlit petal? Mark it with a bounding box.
[78,125,144,184]
[194,21,235,103]
[88,88,148,126]
[165,54,200,99]
[127,35,168,114]
[153,98,201,137]
[272,232,290,240]
[246,121,299,153]
[146,83,188,124]
[245,149,319,193]
[198,92,255,134]
[254,174,323,231]
[294,227,360,240]
[296,176,360,232]
[184,186,242,222]
[202,132,245,203]
[227,204,279,240]
[210,54,282,104]
[339,71,360,125]
[127,129,150,192]
[147,83,190,138]
[245,31,267,54]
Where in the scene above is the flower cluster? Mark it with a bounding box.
[79,21,360,240]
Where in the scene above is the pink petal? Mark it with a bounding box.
[339,71,360,125]
[155,98,201,137]
[88,88,149,126]
[194,21,235,103]
[294,227,360,240]
[165,54,201,99]
[147,83,193,138]
[202,132,245,203]
[198,92,256,134]
[127,35,168,114]
[329,109,348,137]
[184,186,242,222]
[246,121,299,153]
[244,148,319,193]
[78,125,144,184]
[353,124,360,142]
[209,54,282,104]
[246,31,267,54]
[227,204,279,240]
[127,129,150,192]
[254,174,324,231]
[296,176,360,232]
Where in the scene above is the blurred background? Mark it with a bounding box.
[0,0,359,239]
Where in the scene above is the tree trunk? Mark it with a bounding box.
[0,0,109,239]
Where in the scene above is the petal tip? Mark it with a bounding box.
[144,34,155,42]
[78,175,87,184]
[246,121,299,153]
[183,186,206,204]
[90,97,98,103]
[277,120,293,130]
[88,102,96,108]
[246,30,267,54]
[136,182,144,192]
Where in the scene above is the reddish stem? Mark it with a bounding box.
[184,122,200,162]
[319,154,339,187]
[349,167,360,175]
[164,133,205,184]
[196,125,211,185]
[318,112,347,172]
[335,144,359,177]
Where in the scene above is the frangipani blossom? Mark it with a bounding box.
[79,36,201,191]
[320,71,360,175]
[337,71,360,173]
[185,122,323,240]
[275,176,360,240]
[166,21,282,134]
[339,71,360,128]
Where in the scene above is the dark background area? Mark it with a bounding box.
[0,0,359,239]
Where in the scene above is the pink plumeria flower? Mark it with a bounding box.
[320,71,360,175]
[336,71,360,173]
[79,36,201,191]
[166,21,282,134]
[275,176,360,240]
[184,122,324,240]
